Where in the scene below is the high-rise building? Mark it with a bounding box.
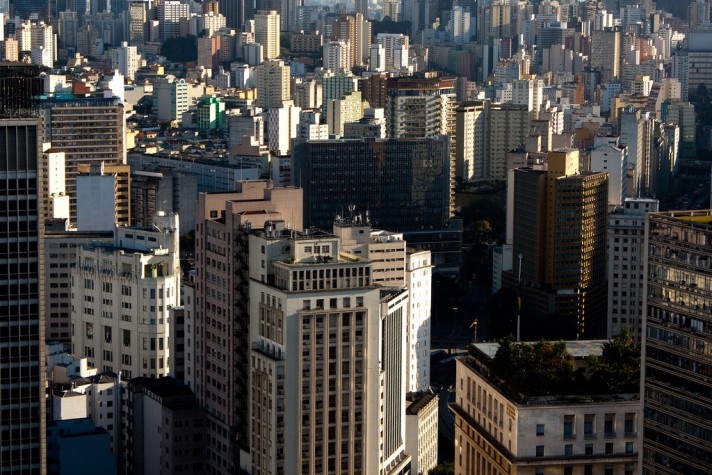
[687,28,712,99]
[127,0,147,45]
[511,77,544,119]
[0,62,46,475]
[293,136,462,272]
[75,162,131,230]
[333,218,433,392]
[323,40,351,71]
[590,140,628,206]
[152,76,190,122]
[70,213,180,379]
[222,0,254,29]
[254,59,290,109]
[111,42,140,81]
[590,28,621,84]
[44,223,113,345]
[247,223,411,474]
[294,136,451,232]
[642,210,712,474]
[194,182,303,474]
[254,10,281,60]
[607,198,658,343]
[157,1,190,42]
[505,149,609,339]
[375,33,409,71]
[39,95,126,225]
[455,100,530,181]
[385,73,457,140]
[332,12,371,68]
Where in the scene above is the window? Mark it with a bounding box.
[535,445,544,457]
[564,415,575,439]
[535,468,544,475]
[584,414,595,437]
[123,329,131,347]
[536,424,545,436]
[584,466,593,475]
[585,443,593,455]
[605,442,613,454]
[625,442,634,454]
[564,467,573,475]
[564,444,573,456]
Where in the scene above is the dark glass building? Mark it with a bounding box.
[643,210,712,474]
[293,136,451,231]
[293,136,462,273]
[0,64,45,474]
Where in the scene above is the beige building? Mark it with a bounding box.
[194,182,303,474]
[70,213,180,379]
[255,59,290,109]
[247,224,388,475]
[254,10,281,60]
[453,342,640,475]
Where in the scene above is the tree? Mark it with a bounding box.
[429,463,455,475]
[160,35,198,62]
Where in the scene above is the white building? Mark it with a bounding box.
[323,40,351,71]
[590,140,627,206]
[449,6,472,44]
[333,217,433,392]
[405,392,439,475]
[70,213,180,380]
[296,110,329,141]
[247,223,387,475]
[607,198,658,343]
[111,42,140,82]
[370,43,385,71]
[45,148,70,220]
[376,33,409,71]
[267,101,301,156]
[511,78,544,119]
[156,1,189,42]
[152,75,190,122]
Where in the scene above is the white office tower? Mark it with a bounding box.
[254,10,281,60]
[323,40,351,71]
[370,43,385,71]
[590,137,628,206]
[607,198,658,343]
[70,213,180,379]
[111,42,140,81]
[333,217,433,393]
[248,222,411,474]
[449,6,471,44]
[267,101,301,156]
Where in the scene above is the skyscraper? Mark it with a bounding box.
[506,149,609,339]
[254,10,281,60]
[590,28,621,84]
[607,198,659,343]
[222,0,254,29]
[0,62,45,475]
[254,60,290,109]
[293,136,451,232]
[642,210,712,474]
[39,95,126,226]
[194,182,303,474]
[385,72,457,140]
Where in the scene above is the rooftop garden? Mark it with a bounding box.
[469,330,641,403]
